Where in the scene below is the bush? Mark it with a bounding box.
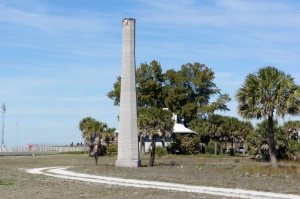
[205,141,216,154]
[166,136,182,154]
[88,144,117,157]
[166,135,200,155]
[180,135,200,154]
[205,141,222,155]
[247,120,298,161]
[106,144,118,156]
[156,146,167,158]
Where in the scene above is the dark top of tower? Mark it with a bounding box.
[123,18,135,21]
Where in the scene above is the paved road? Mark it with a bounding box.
[26,167,300,199]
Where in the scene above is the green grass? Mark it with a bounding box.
[195,163,206,167]
[195,153,247,158]
[239,164,300,176]
[0,179,13,186]
[58,151,87,154]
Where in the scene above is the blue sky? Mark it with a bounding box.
[1,0,299,147]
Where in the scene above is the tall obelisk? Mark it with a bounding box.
[115,18,141,167]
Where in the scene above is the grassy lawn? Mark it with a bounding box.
[0,154,299,199]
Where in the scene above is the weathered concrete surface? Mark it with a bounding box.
[115,18,140,167]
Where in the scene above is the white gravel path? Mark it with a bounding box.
[26,167,300,199]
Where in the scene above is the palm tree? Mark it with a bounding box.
[207,114,225,155]
[79,117,95,156]
[103,127,116,145]
[236,66,300,167]
[79,117,107,157]
[283,120,300,141]
[138,107,174,167]
[223,116,240,155]
[79,117,95,142]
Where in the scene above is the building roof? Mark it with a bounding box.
[115,123,196,135]
[115,109,197,135]
[173,123,197,134]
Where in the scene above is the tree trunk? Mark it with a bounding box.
[214,141,217,155]
[89,145,93,157]
[142,138,146,154]
[139,136,144,154]
[94,153,98,165]
[230,140,234,156]
[161,137,165,148]
[268,116,278,167]
[84,140,86,154]
[149,135,156,167]
[221,141,224,154]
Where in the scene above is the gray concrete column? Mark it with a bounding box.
[115,18,141,167]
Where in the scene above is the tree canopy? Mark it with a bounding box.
[107,60,231,126]
[136,61,165,108]
[190,114,253,155]
[79,117,114,145]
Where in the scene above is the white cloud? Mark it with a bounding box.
[0,1,107,33]
[136,0,300,29]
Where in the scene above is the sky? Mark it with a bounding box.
[0,0,300,147]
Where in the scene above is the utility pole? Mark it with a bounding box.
[2,103,6,147]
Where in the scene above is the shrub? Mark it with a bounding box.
[166,136,182,154]
[205,141,215,154]
[205,141,221,155]
[179,135,200,154]
[166,135,200,155]
[247,120,298,161]
[106,144,118,156]
[156,146,167,158]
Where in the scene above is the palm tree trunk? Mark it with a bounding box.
[139,136,145,154]
[149,135,156,167]
[139,135,142,153]
[84,140,86,154]
[89,145,93,157]
[161,137,165,148]
[221,141,224,154]
[143,139,146,154]
[214,141,217,155]
[268,116,278,167]
[230,140,234,156]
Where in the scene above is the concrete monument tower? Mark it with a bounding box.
[115,18,141,167]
